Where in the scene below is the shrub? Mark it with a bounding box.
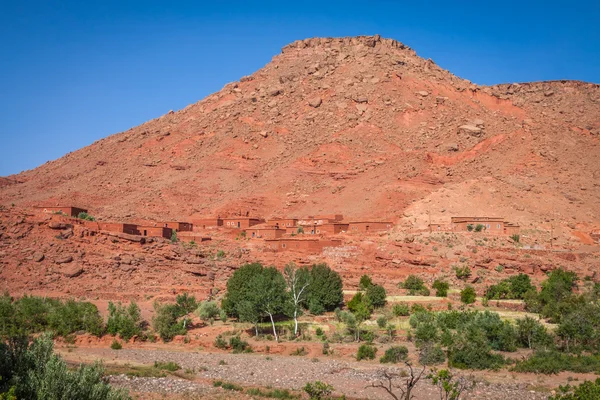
[376,316,387,328]
[549,378,600,400]
[152,302,187,342]
[216,250,226,259]
[77,212,95,221]
[303,381,333,399]
[214,335,227,349]
[291,346,308,356]
[229,336,250,353]
[380,346,408,363]
[512,351,600,375]
[474,224,484,232]
[401,275,426,294]
[460,286,476,304]
[510,234,520,243]
[453,265,472,280]
[466,224,474,231]
[516,316,553,350]
[359,275,373,290]
[432,280,449,297]
[356,343,377,361]
[175,293,198,315]
[448,326,504,370]
[392,303,410,317]
[110,339,122,350]
[419,344,446,365]
[170,230,178,243]
[0,334,130,399]
[195,301,221,325]
[154,361,181,371]
[365,284,387,308]
[106,301,142,341]
[485,274,534,300]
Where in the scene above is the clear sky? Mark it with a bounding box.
[1,0,598,176]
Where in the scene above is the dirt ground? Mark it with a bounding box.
[55,338,591,400]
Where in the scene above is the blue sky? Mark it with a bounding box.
[1,0,598,176]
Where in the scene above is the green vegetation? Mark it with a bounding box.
[246,387,298,399]
[485,273,534,300]
[0,334,129,399]
[401,275,430,296]
[110,339,122,350]
[153,361,181,371]
[77,211,95,221]
[359,274,373,290]
[195,301,222,325]
[460,286,476,304]
[365,284,387,308]
[0,294,103,337]
[453,265,472,281]
[106,301,142,340]
[392,302,410,317]
[303,381,333,399]
[170,230,178,243]
[213,380,244,391]
[512,352,600,374]
[510,234,521,243]
[432,280,449,297]
[356,343,377,361]
[152,302,188,342]
[380,345,408,363]
[549,378,600,400]
[474,224,484,232]
[216,249,226,259]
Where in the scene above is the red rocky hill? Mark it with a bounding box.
[1,35,599,244]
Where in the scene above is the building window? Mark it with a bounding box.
[282,243,286,248]
[497,224,501,229]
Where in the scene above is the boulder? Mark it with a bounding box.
[308,97,322,108]
[62,265,83,278]
[416,91,429,97]
[55,255,73,264]
[458,124,483,137]
[33,252,45,262]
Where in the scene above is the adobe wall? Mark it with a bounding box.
[138,226,172,238]
[265,239,342,252]
[193,219,223,229]
[349,222,393,232]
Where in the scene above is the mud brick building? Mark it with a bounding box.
[223,217,264,229]
[162,222,193,232]
[264,238,342,252]
[97,222,139,235]
[246,225,286,239]
[348,221,393,233]
[137,225,173,238]
[193,218,223,229]
[266,218,298,229]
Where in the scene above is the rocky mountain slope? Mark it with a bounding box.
[1,35,599,241]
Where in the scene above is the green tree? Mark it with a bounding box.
[152,302,186,342]
[365,284,387,308]
[549,378,600,400]
[516,316,553,350]
[460,286,476,305]
[359,275,373,290]
[305,264,343,314]
[222,263,264,317]
[432,280,449,297]
[195,301,221,325]
[283,263,310,336]
[247,267,288,342]
[106,301,141,341]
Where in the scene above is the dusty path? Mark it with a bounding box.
[59,347,552,399]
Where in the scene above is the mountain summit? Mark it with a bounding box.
[2,35,599,237]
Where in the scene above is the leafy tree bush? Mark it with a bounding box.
[229,336,251,353]
[175,293,198,315]
[303,381,333,399]
[419,344,446,365]
[152,302,187,342]
[222,262,264,317]
[448,325,504,370]
[556,303,600,352]
[376,316,387,328]
[525,268,579,323]
[170,230,178,243]
[549,378,600,400]
[380,345,408,363]
[110,339,122,350]
[474,224,484,232]
[453,265,472,281]
[347,292,371,313]
[305,264,343,314]
[485,274,534,300]
[512,351,600,375]
[401,275,428,296]
[0,334,129,399]
[516,316,553,350]
[195,301,221,325]
[356,343,377,361]
[365,284,387,308]
[77,212,95,221]
[432,280,449,297]
[460,286,476,305]
[392,303,410,317]
[359,275,373,290]
[106,301,142,341]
